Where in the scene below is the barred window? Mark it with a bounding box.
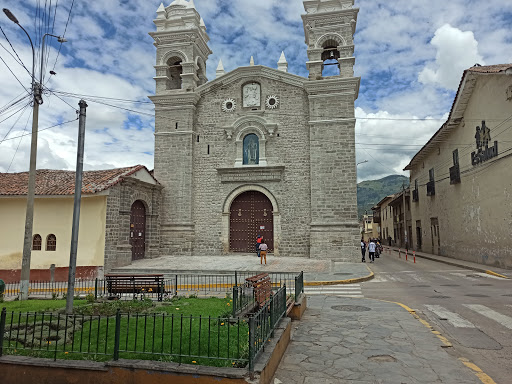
[32,234,42,251]
[46,234,57,251]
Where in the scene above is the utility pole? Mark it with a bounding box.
[3,9,67,300]
[66,100,87,315]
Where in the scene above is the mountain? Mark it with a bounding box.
[357,175,409,220]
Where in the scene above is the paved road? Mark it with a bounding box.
[362,253,512,384]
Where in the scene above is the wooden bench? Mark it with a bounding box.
[105,274,165,302]
[245,273,272,307]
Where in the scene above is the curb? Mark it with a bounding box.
[386,248,509,279]
[304,266,374,286]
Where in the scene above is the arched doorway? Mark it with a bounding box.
[230,191,273,253]
[130,200,146,260]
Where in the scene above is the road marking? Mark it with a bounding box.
[305,284,363,298]
[424,305,476,328]
[463,304,512,330]
[474,272,505,280]
[450,272,479,281]
[458,357,497,384]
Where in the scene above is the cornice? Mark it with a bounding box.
[149,92,201,105]
[197,66,307,95]
[304,77,361,98]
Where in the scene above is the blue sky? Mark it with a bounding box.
[0,0,511,181]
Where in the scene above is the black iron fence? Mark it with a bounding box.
[1,271,303,300]
[0,286,289,370]
[248,285,287,371]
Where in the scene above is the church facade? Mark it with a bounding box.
[149,0,361,260]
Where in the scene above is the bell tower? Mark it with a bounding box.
[149,0,212,256]
[151,0,211,93]
[302,0,361,260]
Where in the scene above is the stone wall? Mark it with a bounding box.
[104,178,162,272]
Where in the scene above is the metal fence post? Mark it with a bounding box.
[175,274,178,296]
[113,309,121,360]
[0,308,6,357]
[235,271,238,287]
[248,315,255,374]
[232,286,237,318]
[94,278,98,300]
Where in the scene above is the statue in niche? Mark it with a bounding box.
[243,134,259,165]
[243,83,261,107]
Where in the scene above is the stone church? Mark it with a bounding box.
[149,0,360,260]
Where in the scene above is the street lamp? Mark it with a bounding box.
[3,8,67,300]
[356,160,368,167]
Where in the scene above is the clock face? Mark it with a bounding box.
[243,83,261,107]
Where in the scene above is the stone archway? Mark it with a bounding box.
[222,185,280,255]
[230,191,273,253]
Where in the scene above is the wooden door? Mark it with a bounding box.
[130,200,146,260]
[230,191,273,253]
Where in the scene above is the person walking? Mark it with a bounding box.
[368,239,376,263]
[360,239,367,262]
[259,241,268,265]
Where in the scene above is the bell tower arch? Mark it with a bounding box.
[151,0,212,93]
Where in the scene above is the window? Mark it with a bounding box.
[32,234,42,251]
[166,57,183,90]
[320,39,341,77]
[46,234,57,251]
[243,134,259,165]
[427,169,435,196]
[452,149,459,166]
[429,168,435,182]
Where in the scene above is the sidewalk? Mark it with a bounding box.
[113,255,374,285]
[273,296,481,384]
[383,246,509,278]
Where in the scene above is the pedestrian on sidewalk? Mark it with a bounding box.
[361,238,367,262]
[259,241,268,265]
[256,235,263,257]
[368,239,376,263]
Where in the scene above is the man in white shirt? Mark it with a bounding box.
[368,239,376,263]
[259,242,268,265]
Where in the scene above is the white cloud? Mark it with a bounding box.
[419,24,484,90]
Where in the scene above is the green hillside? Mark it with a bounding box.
[357,175,409,220]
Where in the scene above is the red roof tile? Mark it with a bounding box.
[0,165,154,196]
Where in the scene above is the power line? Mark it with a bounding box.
[50,0,74,74]
[0,116,78,145]
[0,25,32,77]
[50,89,153,104]
[0,101,32,126]
[0,94,31,116]
[7,108,33,172]
[0,103,31,143]
[0,54,31,94]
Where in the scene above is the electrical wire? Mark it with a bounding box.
[0,54,30,94]
[50,0,74,74]
[0,25,32,77]
[7,109,33,172]
[0,94,31,116]
[0,116,79,145]
[0,103,31,143]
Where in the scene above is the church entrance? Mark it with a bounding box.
[229,191,273,253]
[130,200,146,260]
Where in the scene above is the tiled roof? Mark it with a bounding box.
[467,63,512,73]
[0,165,154,196]
[404,63,512,170]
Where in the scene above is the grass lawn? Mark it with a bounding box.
[0,299,87,313]
[2,296,250,367]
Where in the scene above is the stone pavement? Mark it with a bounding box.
[113,255,373,284]
[273,296,481,384]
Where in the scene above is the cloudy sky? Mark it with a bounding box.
[0,0,511,182]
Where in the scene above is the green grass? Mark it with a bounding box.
[0,299,87,313]
[2,297,249,367]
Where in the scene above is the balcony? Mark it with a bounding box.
[427,181,435,196]
[412,189,419,202]
[449,164,461,184]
